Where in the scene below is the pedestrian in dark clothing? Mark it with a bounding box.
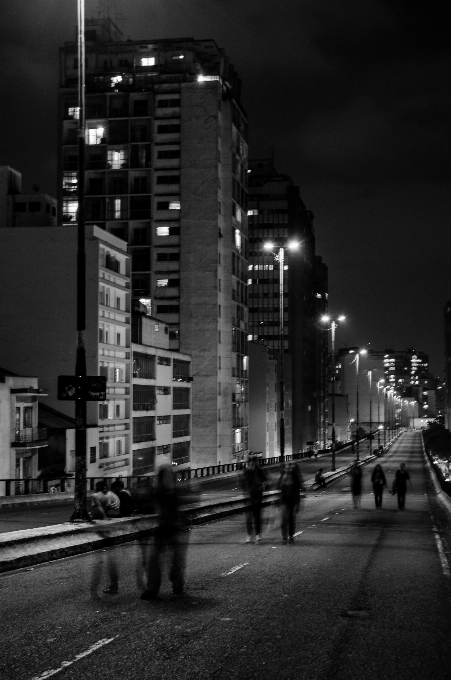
[277,462,303,543]
[349,460,363,509]
[240,456,267,543]
[371,464,387,508]
[111,480,135,517]
[393,462,411,509]
[141,462,189,600]
[315,468,326,488]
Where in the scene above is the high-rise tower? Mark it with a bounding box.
[58,19,249,466]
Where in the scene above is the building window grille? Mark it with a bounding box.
[173,359,190,382]
[157,415,171,425]
[157,386,171,395]
[133,385,156,411]
[172,441,190,465]
[133,446,156,475]
[173,387,190,410]
[133,353,156,379]
[133,416,155,443]
[173,414,190,438]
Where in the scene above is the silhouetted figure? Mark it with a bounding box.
[393,462,411,509]
[371,463,387,508]
[111,480,135,517]
[141,463,189,600]
[349,461,363,509]
[315,468,326,488]
[277,462,303,543]
[240,456,267,543]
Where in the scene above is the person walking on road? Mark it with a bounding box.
[141,461,189,600]
[240,456,267,543]
[393,462,412,510]
[371,463,387,508]
[349,460,363,509]
[277,462,303,543]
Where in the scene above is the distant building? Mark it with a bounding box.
[0,225,131,478]
[248,342,278,459]
[37,403,76,489]
[247,158,328,455]
[58,18,249,466]
[0,368,48,495]
[132,309,192,475]
[0,165,57,228]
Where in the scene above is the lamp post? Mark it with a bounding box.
[350,348,367,460]
[368,370,373,452]
[383,387,388,446]
[71,0,90,522]
[377,379,385,448]
[320,314,345,471]
[410,400,415,428]
[264,240,300,461]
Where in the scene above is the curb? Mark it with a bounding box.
[0,492,281,574]
[421,438,451,517]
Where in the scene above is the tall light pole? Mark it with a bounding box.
[350,348,367,460]
[368,369,373,452]
[264,240,300,461]
[71,0,90,521]
[321,315,345,471]
[377,379,385,448]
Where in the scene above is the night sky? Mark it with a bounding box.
[1,0,450,374]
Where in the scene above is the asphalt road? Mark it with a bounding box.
[0,444,370,534]
[1,431,451,680]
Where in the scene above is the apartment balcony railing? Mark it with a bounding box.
[12,428,48,446]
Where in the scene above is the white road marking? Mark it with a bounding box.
[221,562,249,577]
[293,530,303,537]
[30,637,118,680]
[321,517,330,522]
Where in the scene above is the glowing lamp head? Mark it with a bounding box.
[287,240,300,250]
[263,242,275,251]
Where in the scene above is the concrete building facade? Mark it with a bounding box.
[0,166,57,228]
[247,159,327,455]
[58,19,249,466]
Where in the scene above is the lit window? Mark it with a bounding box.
[169,201,181,210]
[108,149,126,169]
[157,279,169,287]
[197,75,220,82]
[235,229,241,251]
[86,126,104,145]
[236,207,242,223]
[156,226,170,236]
[68,106,80,120]
[62,199,78,222]
[247,278,252,285]
[141,57,156,66]
[63,172,78,194]
[111,75,122,87]
[114,198,121,219]
[248,265,253,271]
[247,209,258,216]
[172,55,184,60]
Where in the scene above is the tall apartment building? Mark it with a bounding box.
[247,159,327,455]
[0,226,132,477]
[58,19,249,466]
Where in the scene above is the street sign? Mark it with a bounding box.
[58,375,107,401]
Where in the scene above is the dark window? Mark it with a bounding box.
[173,414,190,438]
[15,202,26,212]
[132,176,148,193]
[156,305,180,314]
[132,248,151,272]
[172,441,190,465]
[173,359,190,382]
[157,415,171,424]
[157,356,171,366]
[133,352,156,379]
[157,98,180,108]
[133,446,155,475]
[89,446,96,463]
[132,274,150,298]
[156,175,180,184]
[157,444,171,455]
[173,387,190,410]
[28,202,41,212]
[133,99,149,117]
[133,385,156,411]
[130,196,151,219]
[133,416,155,443]
[131,227,148,245]
[157,149,180,159]
[157,124,180,134]
[156,386,171,395]
[156,251,179,261]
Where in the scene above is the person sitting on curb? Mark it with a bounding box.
[90,481,120,520]
[315,468,326,488]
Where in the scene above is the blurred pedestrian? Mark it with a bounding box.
[393,462,412,510]
[240,456,267,543]
[141,461,189,600]
[371,463,387,508]
[349,460,363,509]
[90,481,120,520]
[111,480,135,517]
[315,468,326,489]
[277,461,303,543]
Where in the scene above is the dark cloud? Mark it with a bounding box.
[0,0,449,372]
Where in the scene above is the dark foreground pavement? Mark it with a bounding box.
[1,431,451,680]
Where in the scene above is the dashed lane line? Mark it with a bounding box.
[221,562,249,577]
[321,517,330,522]
[30,637,118,680]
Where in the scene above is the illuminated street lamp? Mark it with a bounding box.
[263,240,300,460]
[377,379,385,448]
[349,349,367,460]
[320,314,346,470]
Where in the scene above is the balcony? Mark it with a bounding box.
[12,428,48,447]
